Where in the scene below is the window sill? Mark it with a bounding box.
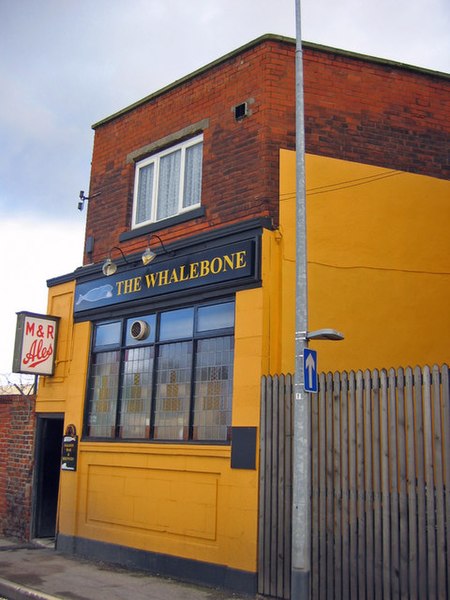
[79,440,231,458]
[119,207,205,242]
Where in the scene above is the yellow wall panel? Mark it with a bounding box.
[36,281,75,412]
[68,446,258,571]
[279,150,450,372]
[85,465,219,541]
[232,287,265,426]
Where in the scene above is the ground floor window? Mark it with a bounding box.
[85,300,234,442]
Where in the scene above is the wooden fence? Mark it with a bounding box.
[259,365,450,599]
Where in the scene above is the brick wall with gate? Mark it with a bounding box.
[0,394,35,541]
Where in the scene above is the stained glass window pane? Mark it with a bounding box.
[119,346,153,439]
[87,350,120,437]
[153,341,193,440]
[193,336,234,441]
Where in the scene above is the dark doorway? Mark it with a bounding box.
[33,415,64,538]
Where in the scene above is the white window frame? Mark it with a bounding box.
[132,134,203,229]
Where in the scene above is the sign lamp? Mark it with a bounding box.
[102,236,172,276]
[141,234,171,266]
[102,246,130,276]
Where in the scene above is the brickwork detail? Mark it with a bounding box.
[85,38,449,265]
[0,395,35,540]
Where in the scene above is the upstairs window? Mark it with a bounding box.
[132,134,203,228]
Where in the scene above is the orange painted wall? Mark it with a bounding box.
[279,150,450,373]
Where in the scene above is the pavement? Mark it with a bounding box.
[0,537,257,600]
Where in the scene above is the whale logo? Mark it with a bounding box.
[76,284,114,306]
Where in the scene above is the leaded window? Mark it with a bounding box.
[85,300,234,442]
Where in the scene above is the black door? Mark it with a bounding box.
[33,416,64,538]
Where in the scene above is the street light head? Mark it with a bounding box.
[307,329,344,341]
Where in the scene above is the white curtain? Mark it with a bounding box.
[136,163,154,224]
[183,142,203,208]
[157,149,181,220]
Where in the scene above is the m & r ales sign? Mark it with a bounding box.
[12,312,60,376]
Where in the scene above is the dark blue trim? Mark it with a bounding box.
[56,534,257,595]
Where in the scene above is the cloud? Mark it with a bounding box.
[302,0,450,70]
[0,217,85,378]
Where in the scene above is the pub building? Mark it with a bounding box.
[30,35,448,594]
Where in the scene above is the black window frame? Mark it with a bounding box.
[83,298,235,444]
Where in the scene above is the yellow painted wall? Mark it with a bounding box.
[37,276,269,574]
[279,150,450,373]
[37,280,91,427]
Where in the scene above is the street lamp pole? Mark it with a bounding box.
[292,0,310,597]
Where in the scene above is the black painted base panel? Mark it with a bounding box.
[57,534,257,595]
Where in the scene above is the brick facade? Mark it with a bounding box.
[0,395,35,540]
[84,36,449,266]
[303,45,449,178]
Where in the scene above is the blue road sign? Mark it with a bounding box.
[304,348,318,393]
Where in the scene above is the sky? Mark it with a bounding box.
[1,0,449,381]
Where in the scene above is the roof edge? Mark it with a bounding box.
[92,33,449,130]
[92,34,292,129]
[306,40,450,79]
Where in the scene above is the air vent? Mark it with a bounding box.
[234,102,248,120]
[130,320,150,341]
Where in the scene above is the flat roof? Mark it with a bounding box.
[92,33,449,130]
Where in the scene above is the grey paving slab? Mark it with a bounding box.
[0,539,255,600]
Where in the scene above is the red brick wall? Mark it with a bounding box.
[303,46,449,176]
[0,395,35,540]
[86,39,295,264]
[84,37,449,265]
